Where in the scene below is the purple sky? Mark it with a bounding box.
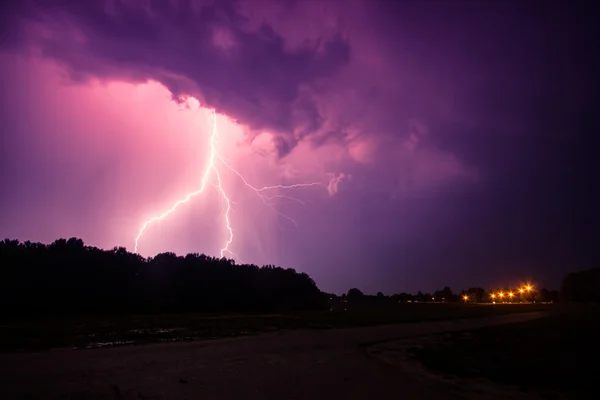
[0,0,596,294]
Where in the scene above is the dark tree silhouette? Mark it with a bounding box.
[346,288,364,301]
[538,288,551,302]
[561,268,600,303]
[433,286,456,303]
[0,238,327,317]
[391,293,414,303]
[466,287,487,303]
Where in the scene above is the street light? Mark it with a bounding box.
[463,294,469,303]
[508,292,514,302]
[525,285,534,303]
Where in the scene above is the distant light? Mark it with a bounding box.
[491,294,496,299]
[499,293,504,298]
[509,292,514,297]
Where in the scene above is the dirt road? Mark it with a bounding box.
[0,311,546,399]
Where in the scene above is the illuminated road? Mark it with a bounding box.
[0,312,546,399]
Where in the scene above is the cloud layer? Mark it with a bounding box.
[4,0,477,190]
[1,0,594,293]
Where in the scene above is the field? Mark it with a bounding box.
[407,305,599,399]
[0,303,551,352]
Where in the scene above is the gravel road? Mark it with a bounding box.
[0,311,546,400]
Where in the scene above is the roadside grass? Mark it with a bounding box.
[0,303,551,352]
[409,304,599,399]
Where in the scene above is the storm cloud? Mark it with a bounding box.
[1,0,596,293]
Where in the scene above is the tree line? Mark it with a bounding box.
[0,238,327,317]
[328,285,565,310]
[330,269,600,308]
[1,238,597,318]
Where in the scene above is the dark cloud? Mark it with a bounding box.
[3,0,475,171]
[4,0,350,157]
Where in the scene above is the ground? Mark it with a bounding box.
[369,305,599,400]
[0,303,550,352]
[0,311,545,399]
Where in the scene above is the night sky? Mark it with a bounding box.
[0,0,596,294]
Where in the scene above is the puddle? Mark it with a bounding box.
[155,328,184,333]
[85,340,135,349]
[126,327,185,335]
[74,327,259,349]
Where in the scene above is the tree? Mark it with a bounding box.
[467,287,487,303]
[347,288,364,302]
[0,238,328,316]
[434,286,455,302]
[538,288,551,302]
[561,268,600,303]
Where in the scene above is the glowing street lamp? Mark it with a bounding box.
[463,294,469,303]
[524,284,535,303]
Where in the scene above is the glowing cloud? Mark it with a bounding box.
[327,173,348,196]
[134,104,324,260]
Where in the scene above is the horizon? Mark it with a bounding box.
[1,237,561,296]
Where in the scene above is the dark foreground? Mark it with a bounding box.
[0,311,546,400]
[408,305,599,399]
[0,303,551,352]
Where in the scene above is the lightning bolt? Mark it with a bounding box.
[134,108,322,260]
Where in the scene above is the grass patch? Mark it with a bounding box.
[0,303,551,352]
[410,305,599,399]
